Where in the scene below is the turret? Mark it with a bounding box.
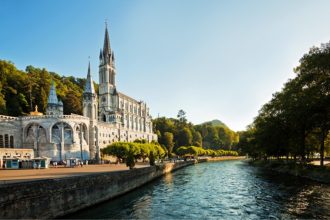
[83,62,98,121]
[46,81,63,115]
[83,62,98,161]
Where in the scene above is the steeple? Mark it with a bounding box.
[98,21,117,114]
[48,81,59,104]
[84,62,95,94]
[103,24,111,57]
[99,49,103,60]
[82,61,98,161]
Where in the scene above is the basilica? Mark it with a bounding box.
[0,26,157,162]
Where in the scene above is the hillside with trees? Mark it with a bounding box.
[0,60,96,116]
[153,110,239,156]
[239,42,330,166]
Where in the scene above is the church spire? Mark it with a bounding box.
[103,23,111,57]
[84,61,95,94]
[47,81,59,104]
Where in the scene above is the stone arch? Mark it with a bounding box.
[24,123,47,144]
[75,123,88,145]
[51,122,73,144]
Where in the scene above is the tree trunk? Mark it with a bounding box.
[320,129,326,167]
[300,129,306,163]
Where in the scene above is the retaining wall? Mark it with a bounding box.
[0,161,194,219]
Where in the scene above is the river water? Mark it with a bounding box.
[67,160,330,219]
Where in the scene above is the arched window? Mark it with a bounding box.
[0,135,3,148]
[87,104,92,118]
[4,134,8,147]
[103,114,106,122]
[10,136,14,148]
[25,123,46,144]
[52,123,73,144]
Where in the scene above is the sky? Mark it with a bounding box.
[1,0,330,131]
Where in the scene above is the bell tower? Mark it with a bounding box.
[99,23,117,116]
[83,62,98,159]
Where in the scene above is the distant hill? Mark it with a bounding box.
[200,119,229,129]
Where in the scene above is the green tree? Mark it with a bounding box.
[177,109,187,123]
[176,127,192,148]
[163,132,174,156]
[192,130,202,147]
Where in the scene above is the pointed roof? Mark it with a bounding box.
[103,24,111,56]
[84,62,95,94]
[47,81,59,104]
[99,49,103,60]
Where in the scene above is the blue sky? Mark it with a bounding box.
[1,0,330,131]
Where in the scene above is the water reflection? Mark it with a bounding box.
[65,161,330,219]
[164,172,173,185]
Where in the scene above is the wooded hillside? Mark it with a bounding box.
[0,60,96,116]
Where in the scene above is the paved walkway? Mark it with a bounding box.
[0,163,149,184]
[310,160,330,166]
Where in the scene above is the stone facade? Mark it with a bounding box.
[0,114,90,161]
[0,25,157,161]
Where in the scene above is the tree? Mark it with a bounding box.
[239,41,330,164]
[192,130,202,147]
[163,132,174,156]
[176,127,192,148]
[177,109,187,123]
[0,60,86,116]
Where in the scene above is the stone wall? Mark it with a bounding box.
[0,161,194,219]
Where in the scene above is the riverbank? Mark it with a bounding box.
[198,156,246,163]
[0,163,146,184]
[249,160,330,184]
[0,161,195,219]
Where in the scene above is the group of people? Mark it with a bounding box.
[50,160,88,168]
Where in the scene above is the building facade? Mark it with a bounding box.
[0,26,157,161]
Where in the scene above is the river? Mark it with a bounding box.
[66,160,330,219]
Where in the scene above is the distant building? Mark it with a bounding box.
[0,25,157,161]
